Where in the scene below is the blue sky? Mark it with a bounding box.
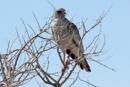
[0,0,130,87]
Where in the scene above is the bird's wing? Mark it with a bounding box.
[67,22,84,55]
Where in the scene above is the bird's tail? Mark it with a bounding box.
[66,49,91,72]
[79,59,91,72]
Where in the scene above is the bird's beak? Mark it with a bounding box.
[60,10,66,15]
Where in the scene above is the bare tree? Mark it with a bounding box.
[0,3,115,87]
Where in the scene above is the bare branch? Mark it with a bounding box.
[32,11,41,30]
[0,3,115,87]
[47,1,56,10]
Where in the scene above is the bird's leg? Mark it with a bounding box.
[66,49,73,65]
[61,53,65,73]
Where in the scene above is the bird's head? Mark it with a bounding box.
[53,8,66,19]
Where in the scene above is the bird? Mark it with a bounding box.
[52,8,91,72]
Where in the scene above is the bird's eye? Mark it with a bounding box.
[57,11,62,13]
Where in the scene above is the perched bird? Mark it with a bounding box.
[52,8,91,72]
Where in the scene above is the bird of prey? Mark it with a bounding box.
[52,8,91,72]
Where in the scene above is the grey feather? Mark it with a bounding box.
[52,8,91,72]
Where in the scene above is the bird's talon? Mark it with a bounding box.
[65,58,70,65]
[61,65,65,73]
[66,65,69,69]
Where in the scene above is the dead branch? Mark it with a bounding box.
[0,3,115,87]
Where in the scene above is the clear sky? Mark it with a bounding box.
[0,0,130,87]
